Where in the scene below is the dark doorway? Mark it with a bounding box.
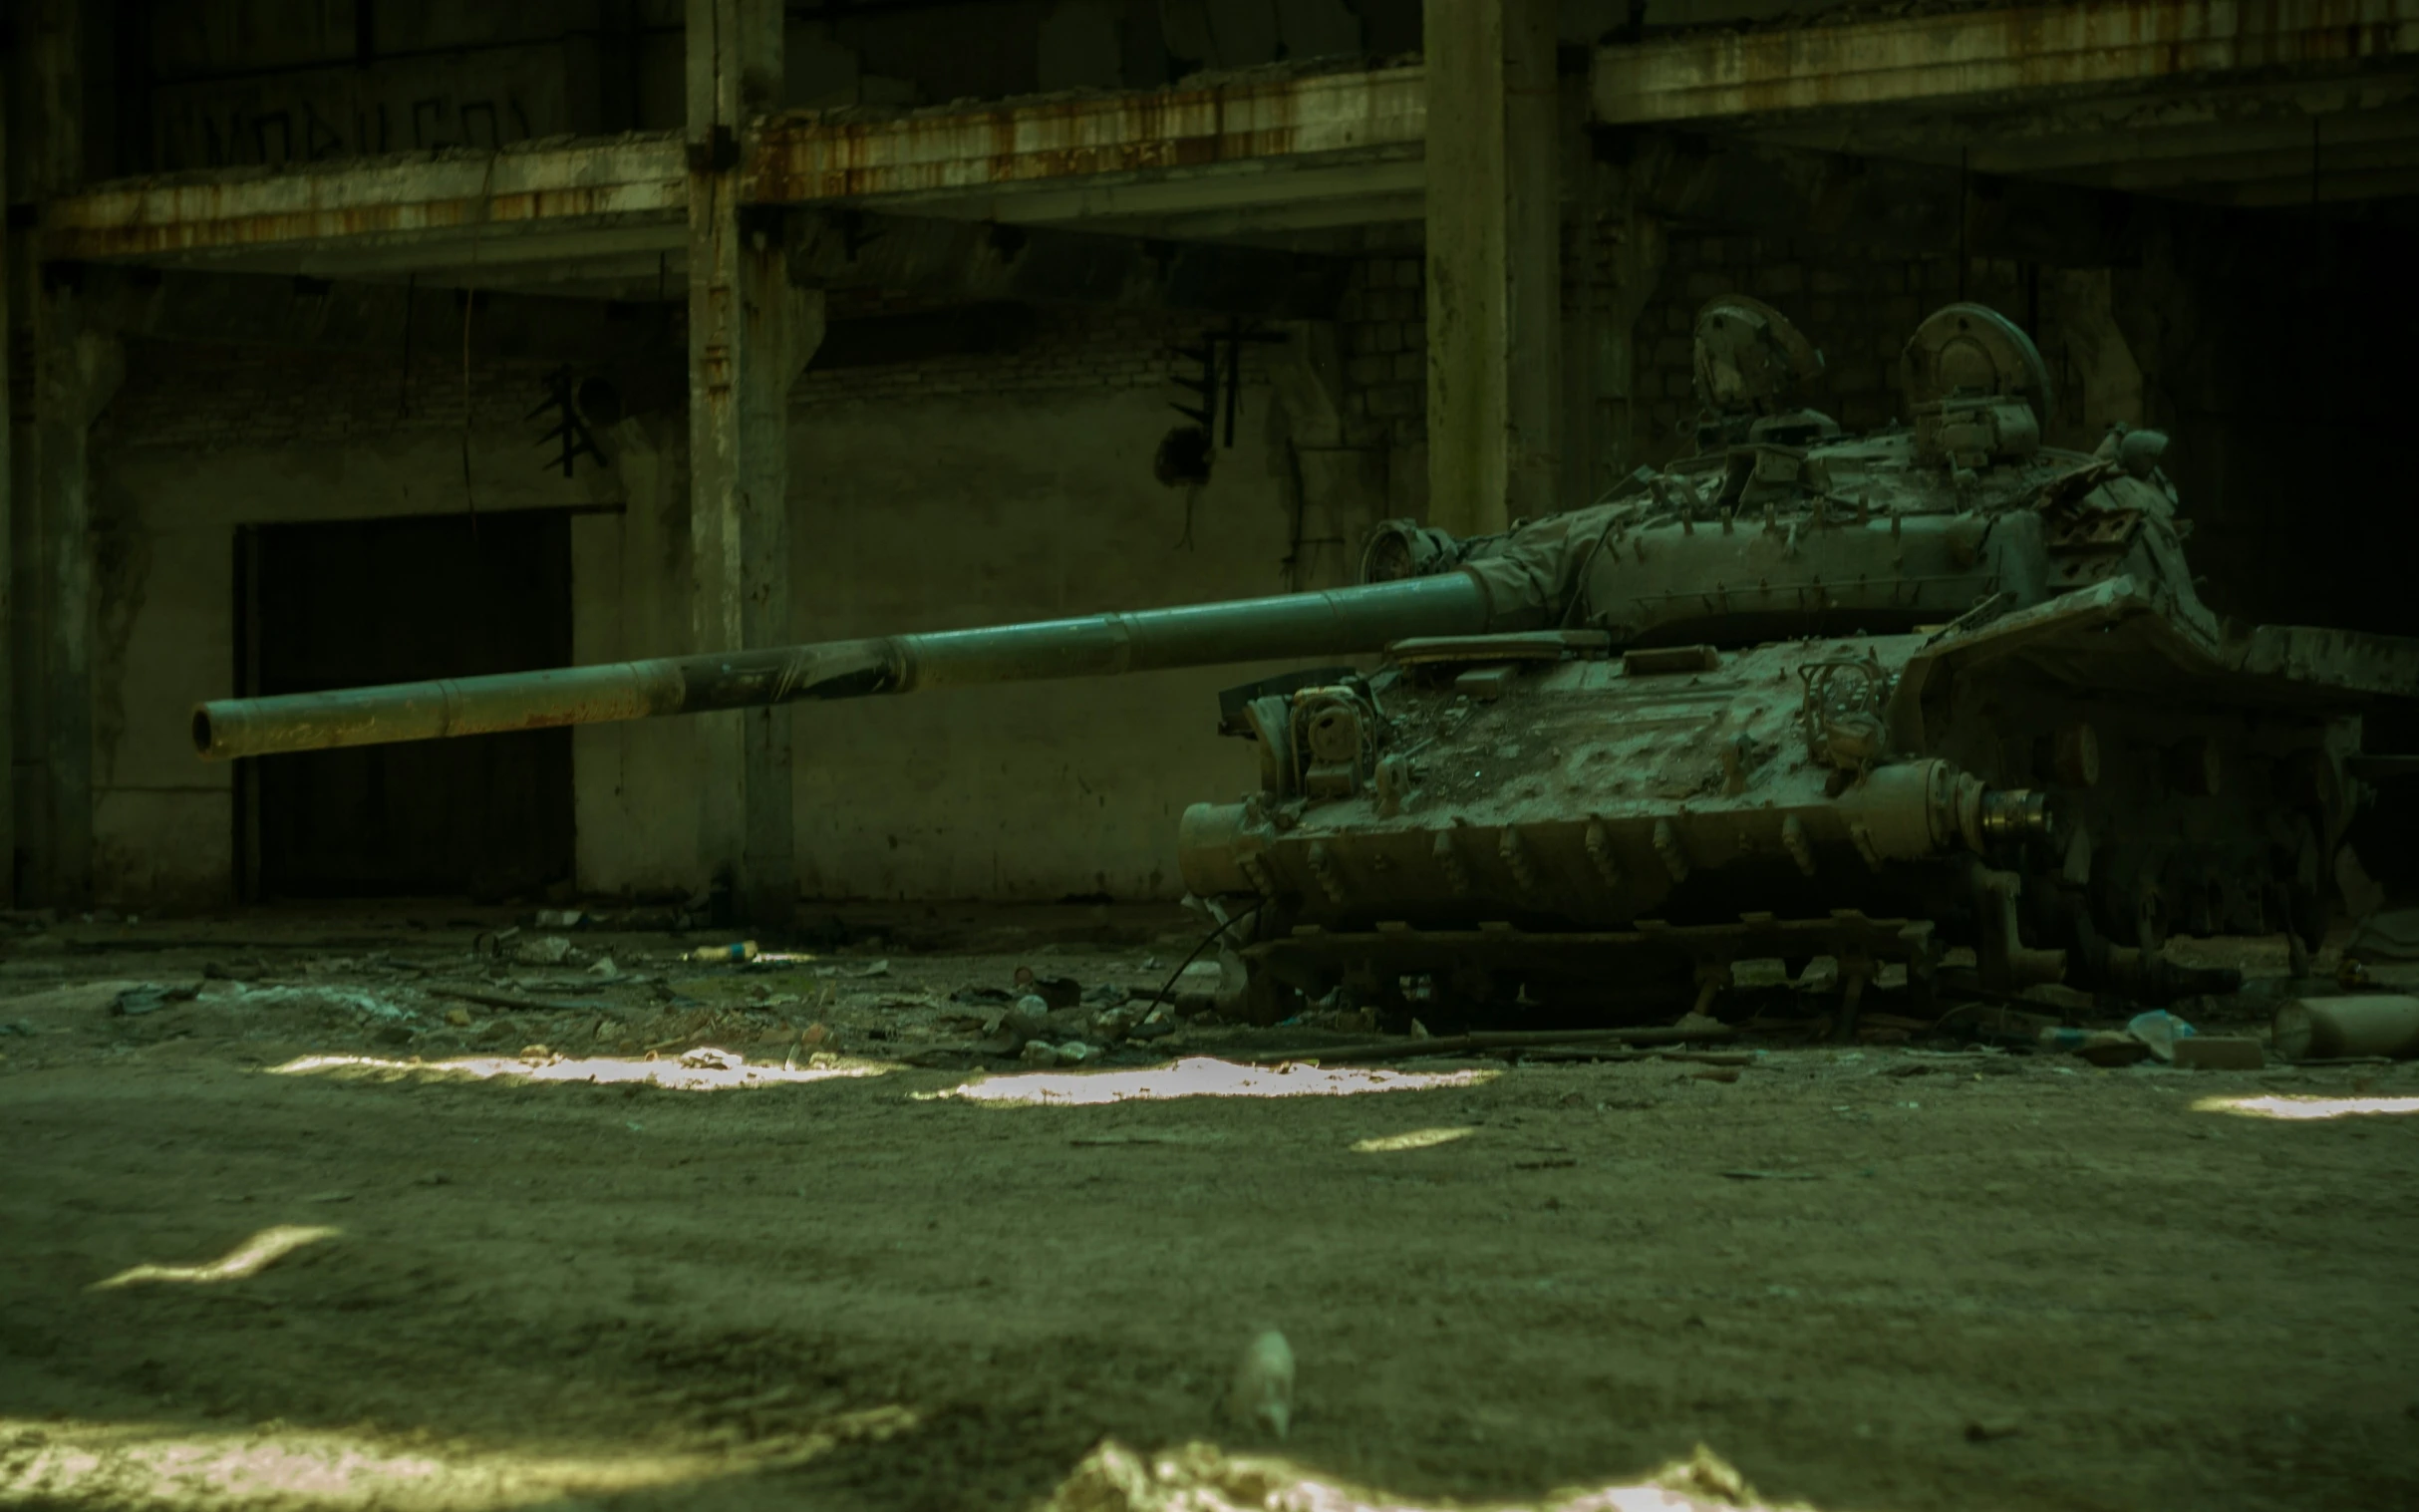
[236,511,575,899]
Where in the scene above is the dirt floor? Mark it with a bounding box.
[3,903,2416,1512]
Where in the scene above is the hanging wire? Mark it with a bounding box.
[397,273,416,418]
[1150,898,1268,1010]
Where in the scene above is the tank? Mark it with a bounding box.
[192,299,2419,1029]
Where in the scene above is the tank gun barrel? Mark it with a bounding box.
[192,571,1506,760]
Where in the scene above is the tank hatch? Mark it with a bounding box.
[1901,302,2054,473]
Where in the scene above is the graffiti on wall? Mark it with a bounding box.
[151,58,571,168]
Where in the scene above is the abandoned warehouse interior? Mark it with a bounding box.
[5,4,2419,1511]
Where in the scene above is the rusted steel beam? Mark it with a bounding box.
[42,135,689,263]
[744,64,1426,205]
[1595,0,2419,128]
[44,68,1426,265]
[788,208,1352,318]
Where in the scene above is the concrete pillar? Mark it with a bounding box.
[0,56,13,907]
[9,1,121,908]
[1422,0,1560,537]
[687,0,820,924]
[29,281,124,909]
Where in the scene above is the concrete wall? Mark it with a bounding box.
[775,385,1302,902]
[92,415,621,910]
[88,309,1373,909]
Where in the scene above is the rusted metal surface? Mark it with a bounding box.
[745,65,1426,204]
[48,70,1426,262]
[42,136,689,262]
[1595,0,2419,126]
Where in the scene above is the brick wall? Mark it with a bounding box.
[98,342,570,453]
[1333,255,1428,449]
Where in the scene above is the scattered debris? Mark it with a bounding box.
[1223,1330,1295,1440]
[2274,995,2419,1061]
[511,936,576,967]
[811,959,890,980]
[111,983,199,1017]
[1965,1416,2024,1442]
[1017,1039,1096,1066]
[533,909,584,929]
[2126,1009,2197,1062]
[1088,1000,1176,1044]
[2344,908,2419,966]
[429,986,606,1016]
[2038,1027,2151,1066]
[1721,1169,1820,1181]
[2173,1037,2265,1071]
[1241,1023,1735,1066]
[1013,968,1084,1008]
[689,942,759,964]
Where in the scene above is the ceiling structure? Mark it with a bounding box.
[36,0,2419,300]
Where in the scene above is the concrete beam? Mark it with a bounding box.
[870,155,1426,233]
[2052,125,2419,195]
[788,209,1352,318]
[1423,0,1560,537]
[1749,73,2419,174]
[40,67,1424,275]
[1059,188,1427,243]
[71,264,680,363]
[2205,161,2419,204]
[1608,128,2143,267]
[42,135,689,264]
[745,64,1426,206]
[1594,0,2419,129]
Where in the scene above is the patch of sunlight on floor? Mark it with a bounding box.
[92,1226,339,1292]
[267,1049,892,1092]
[2193,1092,2419,1121]
[1350,1126,1476,1153]
[1040,1438,1811,1512]
[940,1056,1496,1106]
[0,1406,919,1512]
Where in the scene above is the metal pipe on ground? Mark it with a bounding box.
[2273,996,2419,1060]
